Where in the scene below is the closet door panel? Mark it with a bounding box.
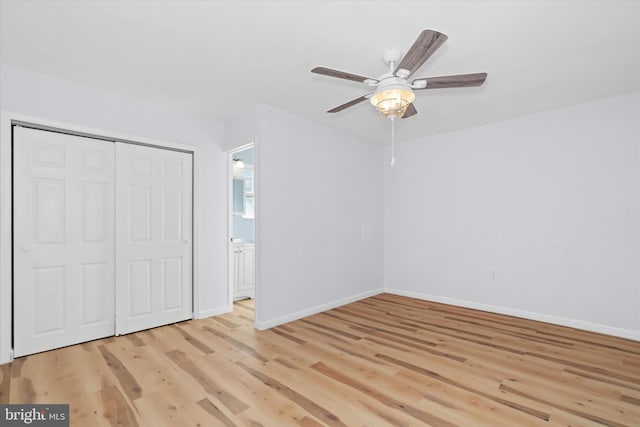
[13,127,115,357]
[115,143,193,335]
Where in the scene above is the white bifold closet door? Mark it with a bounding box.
[115,143,193,335]
[13,127,116,357]
[13,127,193,357]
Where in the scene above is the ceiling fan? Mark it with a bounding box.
[311,29,487,120]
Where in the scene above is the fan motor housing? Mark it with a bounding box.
[382,47,402,66]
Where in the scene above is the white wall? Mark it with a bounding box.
[225,106,257,151]
[385,92,640,339]
[0,64,230,318]
[254,104,384,328]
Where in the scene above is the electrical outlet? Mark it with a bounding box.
[489,270,497,280]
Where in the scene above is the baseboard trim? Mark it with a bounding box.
[255,288,385,330]
[384,288,640,342]
[196,305,232,320]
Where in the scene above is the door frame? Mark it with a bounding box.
[0,111,200,364]
[227,142,255,309]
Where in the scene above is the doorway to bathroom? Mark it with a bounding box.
[228,144,255,317]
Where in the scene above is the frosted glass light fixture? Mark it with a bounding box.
[233,158,245,169]
[370,86,415,118]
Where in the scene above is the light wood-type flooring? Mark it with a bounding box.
[1,294,639,426]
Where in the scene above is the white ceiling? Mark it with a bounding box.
[1,1,639,144]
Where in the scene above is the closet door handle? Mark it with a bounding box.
[19,246,29,253]
[183,239,191,244]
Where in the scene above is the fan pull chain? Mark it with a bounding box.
[390,116,396,166]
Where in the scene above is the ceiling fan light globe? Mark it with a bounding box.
[370,88,415,118]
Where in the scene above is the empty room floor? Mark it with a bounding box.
[1,294,638,426]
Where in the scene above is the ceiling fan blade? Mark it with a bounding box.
[413,72,487,89]
[394,30,448,77]
[402,103,417,119]
[327,95,370,113]
[312,66,376,83]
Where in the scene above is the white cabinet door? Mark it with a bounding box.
[115,143,193,334]
[13,127,115,357]
[238,245,255,294]
[233,244,254,300]
[233,247,240,294]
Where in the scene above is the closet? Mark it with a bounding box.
[12,126,193,357]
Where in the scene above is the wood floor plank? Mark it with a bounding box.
[3,295,639,426]
[212,315,242,329]
[271,326,307,345]
[68,344,119,395]
[124,334,146,348]
[0,362,10,403]
[332,312,469,363]
[129,388,223,427]
[10,378,36,404]
[217,360,323,426]
[97,345,143,401]
[312,361,458,427]
[499,383,628,427]
[202,325,269,362]
[104,341,190,400]
[10,357,26,378]
[170,323,215,355]
[49,379,103,425]
[260,358,420,427]
[528,351,640,385]
[165,349,248,415]
[376,352,551,422]
[99,385,140,427]
[78,390,115,427]
[238,361,349,427]
[197,397,236,426]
